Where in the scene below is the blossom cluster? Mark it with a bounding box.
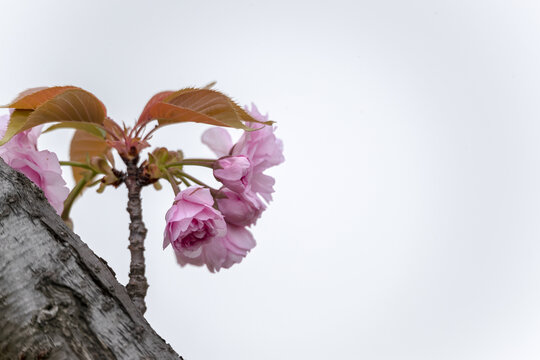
[163,105,284,272]
[0,115,69,214]
[0,99,282,274]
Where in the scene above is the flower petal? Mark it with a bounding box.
[201,127,233,157]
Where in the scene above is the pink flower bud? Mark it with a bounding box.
[216,188,265,227]
[163,186,227,265]
[213,155,252,193]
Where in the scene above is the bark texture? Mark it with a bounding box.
[124,158,149,315]
[0,159,181,360]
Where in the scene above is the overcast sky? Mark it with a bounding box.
[2,0,540,359]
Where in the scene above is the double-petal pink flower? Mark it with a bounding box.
[0,115,69,215]
[164,186,227,262]
[164,104,283,272]
[217,187,265,227]
[164,186,255,272]
[202,104,284,226]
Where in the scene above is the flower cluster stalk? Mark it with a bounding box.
[124,157,149,314]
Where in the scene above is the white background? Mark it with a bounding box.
[2,1,540,359]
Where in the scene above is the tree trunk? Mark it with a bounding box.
[0,158,182,360]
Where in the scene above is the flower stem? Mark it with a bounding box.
[164,169,180,195]
[177,175,192,187]
[124,157,149,315]
[181,158,216,163]
[61,171,95,221]
[166,159,215,169]
[59,160,94,171]
[177,171,213,189]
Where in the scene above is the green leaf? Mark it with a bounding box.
[0,110,31,146]
[43,122,106,138]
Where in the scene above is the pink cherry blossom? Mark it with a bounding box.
[216,187,265,227]
[164,186,256,272]
[201,103,284,203]
[202,224,256,272]
[201,127,232,158]
[232,104,285,173]
[164,186,227,267]
[213,155,252,193]
[0,115,69,215]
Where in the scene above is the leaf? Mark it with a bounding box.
[0,88,107,146]
[149,102,242,128]
[43,122,107,138]
[103,116,124,140]
[0,110,32,145]
[25,89,106,126]
[69,130,110,184]
[202,81,217,89]
[137,91,174,126]
[2,86,78,109]
[146,88,273,131]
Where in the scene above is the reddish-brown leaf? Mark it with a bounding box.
[69,130,110,184]
[2,86,78,109]
[0,87,107,146]
[137,91,173,126]
[145,88,273,131]
[165,89,243,125]
[149,102,237,127]
[25,89,106,127]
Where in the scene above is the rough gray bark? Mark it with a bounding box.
[0,158,182,360]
